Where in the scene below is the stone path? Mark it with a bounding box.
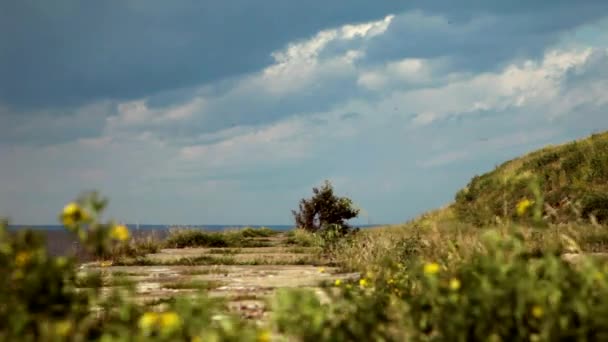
[81,244,360,320]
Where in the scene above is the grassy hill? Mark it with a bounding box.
[451,131,608,226]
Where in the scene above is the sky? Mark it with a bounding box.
[2,1,608,225]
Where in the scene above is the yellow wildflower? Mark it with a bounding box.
[334,279,342,286]
[388,278,395,285]
[531,305,544,318]
[0,242,11,255]
[138,312,159,331]
[12,269,24,280]
[15,251,31,267]
[55,320,72,337]
[62,202,80,216]
[359,278,368,288]
[449,278,461,291]
[423,262,440,275]
[319,267,326,273]
[110,224,130,241]
[100,260,113,267]
[61,202,89,227]
[257,329,272,342]
[516,199,533,216]
[55,256,68,268]
[594,272,604,282]
[159,311,182,333]
[191,337,203,342]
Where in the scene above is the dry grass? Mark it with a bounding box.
[335,217,608,272]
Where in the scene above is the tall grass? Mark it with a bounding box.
[163,227,279,248]
[335,217,608,273]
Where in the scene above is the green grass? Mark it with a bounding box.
[163,227,278,248]
[285,228,318,247]
[102,235,163,261]
[179,268,230,276]
[161,280,223,290]
[452,130,608,226]
[207,248,242,255]
[6,131,608,341]
[115,254,324,266]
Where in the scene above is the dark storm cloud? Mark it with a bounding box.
[3,0,607,111]
[0,0,410,109]
[351,2,608,72]
[0,104,111,145]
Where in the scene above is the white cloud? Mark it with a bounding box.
[4,9,608,225]
[361,48,595,126]
[178,118,313,167]
[417,150,470,168]
[357,57,436,90]
[107,97,205,129]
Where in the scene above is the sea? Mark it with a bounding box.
[7,224,377,260]
[8,224,295,232]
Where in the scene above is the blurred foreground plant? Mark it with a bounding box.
[0,193,262,341]
[272,229,608,342]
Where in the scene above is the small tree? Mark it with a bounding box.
[292,180,359,234]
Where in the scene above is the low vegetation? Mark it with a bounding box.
[453,131,608,226]
[292,180,360,235]
[163,227,278,249]
[2,131,608,341]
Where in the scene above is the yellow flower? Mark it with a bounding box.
[516,199,533,216]
[110,224,130,241]
[100,260,113,267]
[319,267,326,273]
[15,251,31,267]
[138,312,159,331]
[257,329,272,342]
[594,272,604,282]
[334,279,342,286]
[62,202,80,216]
[12,269,24,280]
[191,337,203,342]
[55,256,68,268]
[449,278,461,291]
[531,305,544,318]
[159,311,182,333]
[359,278,368,288]
[55,320,72,337]
[388,278,395,284]
[423,262,440,275]
[61,202,89,228]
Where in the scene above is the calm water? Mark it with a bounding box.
[8,224,295,232]
[8,224,378,260]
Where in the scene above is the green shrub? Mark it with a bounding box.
[163,229,230,248]
[0,194,269,341]
[164,227,278,249]
[292,180,359,234]
[285,229,317,247]
[239,226,276,238]
[453,131,608,226]
[272,230,608,341]
[581,193,608,224]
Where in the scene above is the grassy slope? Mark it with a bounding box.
[451,130,608,226]
[335,131,608,272]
